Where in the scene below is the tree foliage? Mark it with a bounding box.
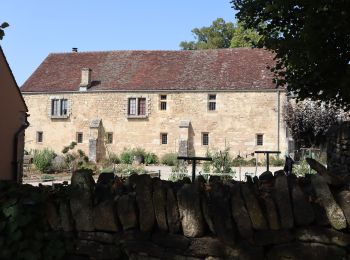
[231,0,350,108]
[180,18,259,50]
[0,22,9,40]
[285,100,348,148]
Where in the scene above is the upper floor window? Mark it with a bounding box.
[160,95,167,110]
[128,97,147,117]
[256,134,264,146]
[208,94,216,111]
[51,98,69,118]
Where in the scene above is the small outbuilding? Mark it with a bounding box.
[0,45,29,182]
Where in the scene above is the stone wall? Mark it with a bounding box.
[2,165,350,259]
[23,90,288,158]
[327,122,350,176]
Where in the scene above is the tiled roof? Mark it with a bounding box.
[21,48,277,92]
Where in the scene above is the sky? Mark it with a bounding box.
[1,1,236,86]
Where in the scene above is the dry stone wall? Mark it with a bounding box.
[2,167,350,259]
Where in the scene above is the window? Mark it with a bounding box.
[138,98,146,115]
[36,131,43,143]
[208,94,216,111]
[160,95,167,110]
[202,133,209,146]
[161,133,168,145]
[128,98,137,115]
[77,132,83,143]
[256,134,264,146]
[106,132,113,144]
[128,97,147,117]
[51,98,68,117]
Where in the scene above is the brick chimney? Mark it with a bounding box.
[72,47,78,52]
[79,68,92,91]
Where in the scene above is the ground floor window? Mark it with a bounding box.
[76,132,83,143]
[256,134,264,146]
[161,133,168,144]
[106,132,113,144]
[36,131,43,143]
[202,132,209,146]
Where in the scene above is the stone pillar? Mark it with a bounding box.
[178,120,190,156]
[327,122,350,176]
[89,119,105,162]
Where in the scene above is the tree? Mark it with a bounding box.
[180,18,259,50]
[230,22,260,48]
[284,100,348,148]
[231,0,350,109]
[0,22,9,40]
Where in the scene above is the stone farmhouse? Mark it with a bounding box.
[0,46,29,181]
[21,48,291,162]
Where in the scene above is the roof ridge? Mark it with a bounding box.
[48,47,255,55]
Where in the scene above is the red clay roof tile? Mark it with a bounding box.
[21,48,277,92]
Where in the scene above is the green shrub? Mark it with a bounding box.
[202,161,211,173]
[161,153,178,166]
[120,148,134,164]
[293,158,316,176]
[115,164,147,176]
[169,160,188,181]
[210,147,233,173]
[33,148,56,173]
[269,156,285,167]
[231,157,260,167]
[108,152,120,164]
[144,152,158,165]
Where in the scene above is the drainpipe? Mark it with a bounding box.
[12,113,30,183]
[276,90,281,156]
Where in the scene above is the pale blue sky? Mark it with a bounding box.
[1,1,236,86]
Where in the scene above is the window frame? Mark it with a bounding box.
[127,97,148,118]
[76,132,83,144]
[161,133,168,145]
[106,132,113,144]
[208,94,216,111]
[50,98,69,118]
[36,131,43,143]
[202,132,209,146]
[256,134,264,146]
[160,94,167,111]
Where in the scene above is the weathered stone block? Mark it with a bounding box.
[230,183,253,239]
[93,200,119,232]
[166,186,181,234]
[117,194,138,230]
[296,227,350,247]
[261,195,280,230]
[291,181,315,226]
[177,184,205,237]
[185,237,225,257]
[59,199,74,232]
[254,230,294,246]
[152,179,168,232]
[241,183,268,230]
[335,190,350,227]
[267,242,346,260]
[152,232,190,250]
[311,175,346,230]
[135,174,155,232]
[209,183,235,246]
[274,175,294,229]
